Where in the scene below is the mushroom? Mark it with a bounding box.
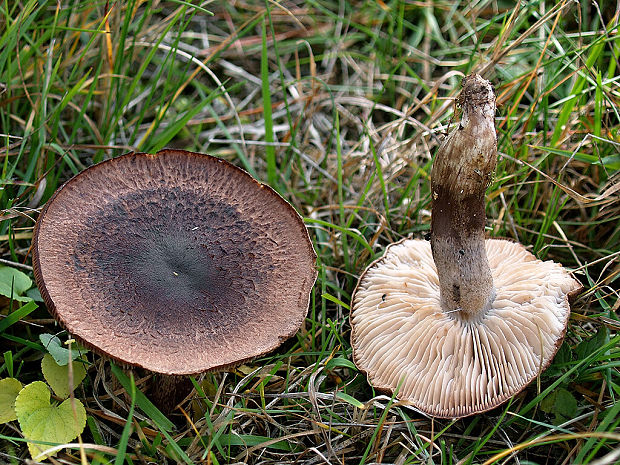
[32,149,317,407]
[350,75,582,418]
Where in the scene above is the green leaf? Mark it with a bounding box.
[544,343,572,377]
[26,287,43,302]
[554,343,572,365]
[0,378,22,423]
[325,357,357,371]
[321,293,351,310]
[540,391,555,413]
[39,333,89,366]
[576,328,609,360]
[540,388,578,425]
[218,433,293,451]
[41,354,86,399]
[14,381,86,460]
[0,266,33,302]
[335,392,364,408]
[554,389,578,419]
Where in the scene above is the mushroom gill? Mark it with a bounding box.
[350,74,581,418]
[351,238,579,418]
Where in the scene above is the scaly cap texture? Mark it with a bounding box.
[33,150,317,375]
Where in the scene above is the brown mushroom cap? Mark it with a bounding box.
[351,238,581,418]
[33,149,317,375]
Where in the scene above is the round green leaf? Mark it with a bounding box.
[39,333,89,366]
[541,387,578,425]
[554,388,578,419]
[0,266,32,293]
[41,354,86,399]
[0,378,22,423]
[26,287,44,302]
[0,266,33,302]
[14,381,86,460]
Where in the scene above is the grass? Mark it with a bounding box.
[1,0,619,463]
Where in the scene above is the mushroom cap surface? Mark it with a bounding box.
[33,150,317,375]
[350,238,581,418]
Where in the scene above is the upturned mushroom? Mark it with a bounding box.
[350,74,581,418]
[32,149,317,408]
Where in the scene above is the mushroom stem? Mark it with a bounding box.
[430,74,497,318]
[150,374,194,414]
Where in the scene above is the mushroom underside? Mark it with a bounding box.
[351,238,580,418]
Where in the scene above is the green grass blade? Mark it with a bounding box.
[0,300,37,333]
[114,372,136,465]
[109,363,174,432]
[261,17,276,188]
